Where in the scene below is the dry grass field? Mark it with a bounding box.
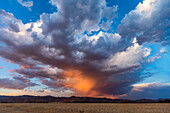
[0,103,169,113]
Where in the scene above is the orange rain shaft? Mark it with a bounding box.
[64,70,98,96]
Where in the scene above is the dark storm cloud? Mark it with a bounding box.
[0,0,169,96]
[0,77,37,90]
[122,83,170,99]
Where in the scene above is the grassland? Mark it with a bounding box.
[0,103,169,113]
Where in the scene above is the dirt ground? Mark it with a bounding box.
[0,103,169,113]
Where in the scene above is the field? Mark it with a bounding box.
[0,103,169,113]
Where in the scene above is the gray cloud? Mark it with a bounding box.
[9,22,20,33]
[0,76,37,90]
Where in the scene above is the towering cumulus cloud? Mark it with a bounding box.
[118,0,170,45]
[0,0,169,97]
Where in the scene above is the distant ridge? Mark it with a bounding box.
[0,95,170,103]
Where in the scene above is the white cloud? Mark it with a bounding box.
[160,48,167,54]
[118,0,170,45]
[17,0,33,8]
[104,40,150,70]
[148,56,161,62]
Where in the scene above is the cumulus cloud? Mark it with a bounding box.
[17,0,33,8]
[104,42,149,70]
[118,0,170,45]
[0,0,169,97]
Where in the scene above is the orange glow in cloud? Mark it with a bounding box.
[20,65,31,69]
[64,70,98,96]
[7,60,16,64]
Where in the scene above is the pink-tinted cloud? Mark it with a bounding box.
[0,66,4,69]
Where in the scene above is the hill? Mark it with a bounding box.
[0,95,170,103]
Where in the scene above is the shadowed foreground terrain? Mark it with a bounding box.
[0,103,170,113]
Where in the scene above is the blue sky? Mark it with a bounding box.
[0,0,56,23]
[0,0,170,99]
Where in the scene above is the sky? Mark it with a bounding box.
[0,0,170,99]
